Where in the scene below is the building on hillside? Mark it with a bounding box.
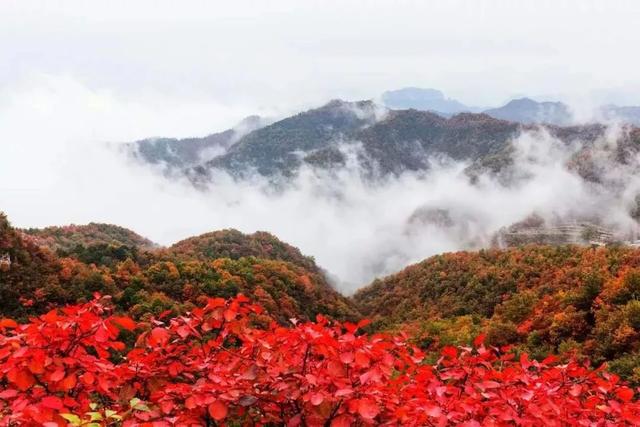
[497,220,617,247]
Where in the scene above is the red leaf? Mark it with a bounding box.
[473,334,486,347]
[335,388,353,397]
[357,398,379,420]
[310,392,323,406]
[11,369,35,391]
[331,415,352,427]
[442,346,458,358]
[157,309,173,319]
[616,387,634,402]
[41,396,63,410]
[81,372,95,385]
[95,324,110,342]
[0,389,18,399]
[425,404,442,417]
[160,400,174,414]
[355,351,370,368]
[339,352,354,364]
[111,316,137,331]
[59,374,77,391]
[28,358,45,374]
[176,325,190,339]
[327,360,345,377]
[357,319,371,329]
[0,318,18,329]
[50,369,65,382]
[223,309,236,322]
[208,400,228,421]
[149,327,170,347]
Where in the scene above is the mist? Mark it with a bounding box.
[2,76,640,294]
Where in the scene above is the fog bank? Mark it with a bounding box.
[2,76,640,294]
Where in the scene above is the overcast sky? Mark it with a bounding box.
[2,0,640,131]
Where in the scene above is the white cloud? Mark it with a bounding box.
[2,76,640,295]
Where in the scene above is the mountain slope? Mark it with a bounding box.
[191,103,525,180]
[195,101,635,181]
[353,245,640,381]
[2,212,359,322]
[199,100,381,178]
[22,223,157,252]
[355,111,520,175]
[125,115,268,171]
[167,229,319,272]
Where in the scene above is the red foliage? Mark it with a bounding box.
[1,295,640,426]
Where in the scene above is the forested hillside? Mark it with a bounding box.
[22,222,157,255]
[1,213,358,322]
[354,245,640,381]
[166,229,319,272]
[117,98,640,187]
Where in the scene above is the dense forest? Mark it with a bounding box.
[0,213,358,323]
[354,245,640,382]
[4,211,640,424]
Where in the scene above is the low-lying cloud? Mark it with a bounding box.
[2,75,640,294]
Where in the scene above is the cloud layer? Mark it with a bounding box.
[2,76,640,294]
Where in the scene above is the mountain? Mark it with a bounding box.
[191,101,526,180]
[303,110,523,177]
[197,100,382,178]
[2,212,359,322]
[483,97,573,125]
[353,244,640,382]
[124,115,269,172]
[189,100,638,182]
[381,87,474,115]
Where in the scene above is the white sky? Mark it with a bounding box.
[1,0,640,123]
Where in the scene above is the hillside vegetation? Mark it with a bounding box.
[166,229,319,272]
[354,245,640,381]
[6,211,640,422]
[23,223,156,252]
[11,211,640,383]
[1,213,358,322]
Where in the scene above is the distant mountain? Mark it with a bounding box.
[191,102,526,181]
[119,97,640,190]
[382,89,580,125]
[198,100,382,178]
[381,87,474,115]
[306,111,521,177]
[124,115,270,172]
[483,97,573,125]
[600,105,640,125]
[188,99,639,182]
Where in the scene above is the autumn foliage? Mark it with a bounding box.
[1,295,640,426]
[354,245,640,381]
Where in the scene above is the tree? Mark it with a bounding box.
[1,295,640,425]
